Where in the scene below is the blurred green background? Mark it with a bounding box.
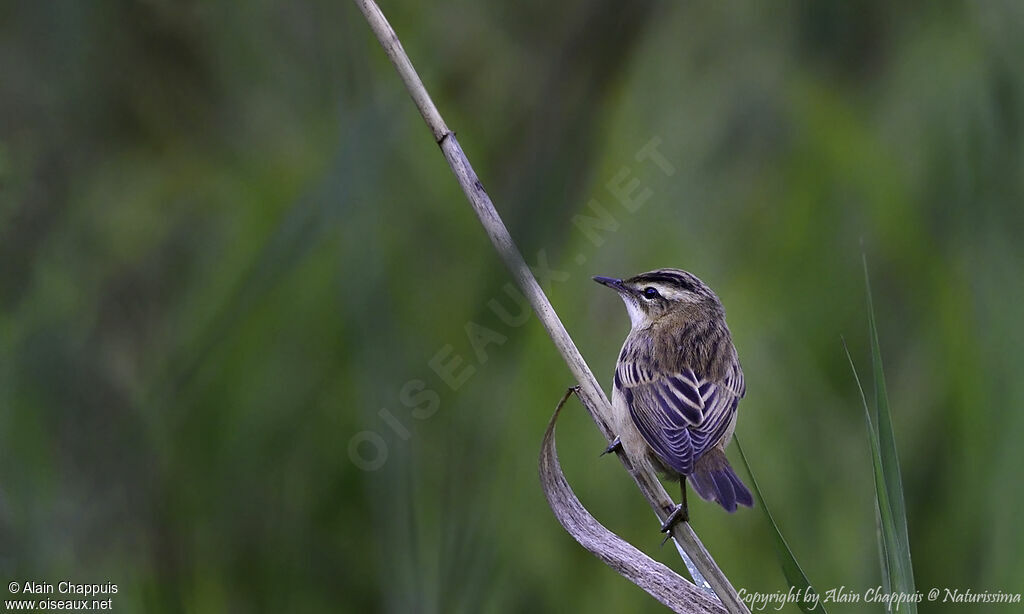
[2,1,1023,612]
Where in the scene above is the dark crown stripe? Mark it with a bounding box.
[634,271,697,292]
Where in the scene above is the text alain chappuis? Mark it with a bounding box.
[6,581,117,611]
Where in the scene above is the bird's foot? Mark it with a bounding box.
[600,436,622,457]
[659,503,689,546]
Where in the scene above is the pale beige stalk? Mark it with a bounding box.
[350,2,751,612]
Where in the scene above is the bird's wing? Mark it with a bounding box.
[615,360,743,476]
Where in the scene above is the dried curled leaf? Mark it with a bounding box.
[539,391,726,614]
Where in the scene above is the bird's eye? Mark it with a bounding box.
[642,287,661,300]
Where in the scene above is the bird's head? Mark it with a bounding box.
[593,268,722,329]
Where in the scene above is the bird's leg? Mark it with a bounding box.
[659,478,690,546]
[601,436,622,456]
[659,504,685,544]
[680,476,690,523]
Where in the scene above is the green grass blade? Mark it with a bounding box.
[862,257,915,579]
[843,256,917,612]
[735,437,827,613]
[842,338,896,596]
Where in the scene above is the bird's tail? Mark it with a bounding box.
[690,448,754,513]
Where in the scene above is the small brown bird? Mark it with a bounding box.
[594,268,752,530]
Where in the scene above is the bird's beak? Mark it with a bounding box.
[592,276,627,293]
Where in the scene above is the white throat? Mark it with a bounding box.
[620,296,647,329]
